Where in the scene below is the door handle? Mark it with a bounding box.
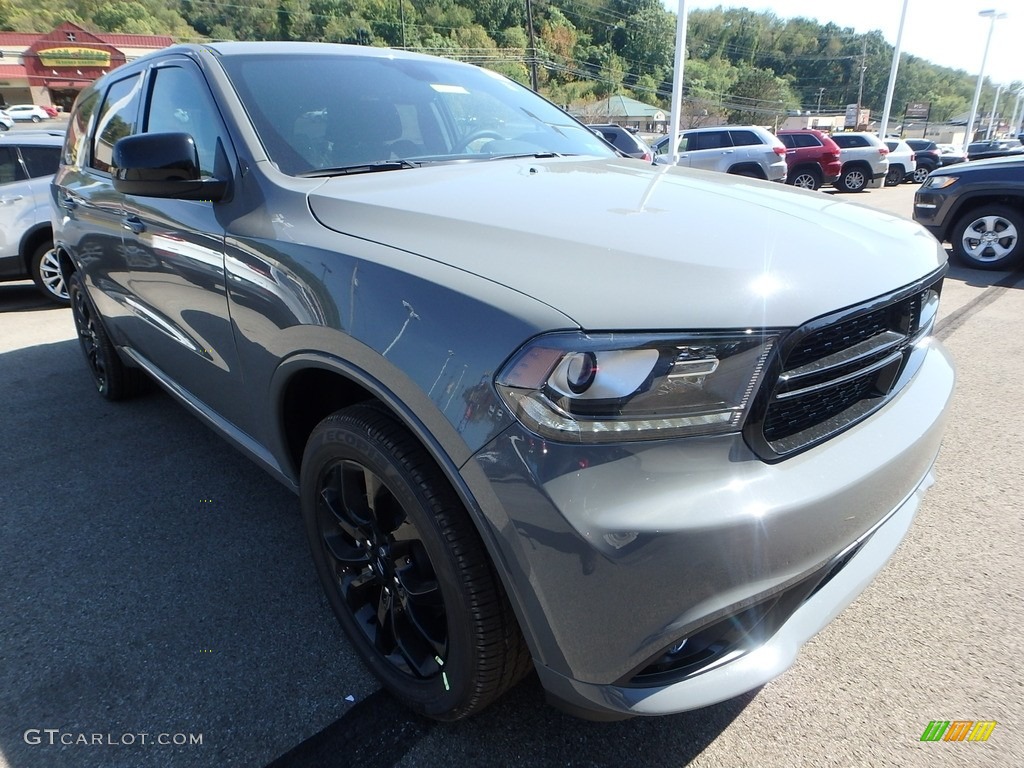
[0,195,23,205]
[122,215,146,234]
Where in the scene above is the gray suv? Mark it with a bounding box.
[653,125,788,181]
[53,43,953,722]
[0,130,65,303]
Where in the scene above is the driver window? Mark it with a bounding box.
[145,65,229,177]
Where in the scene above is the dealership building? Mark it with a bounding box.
[0,22,171,112]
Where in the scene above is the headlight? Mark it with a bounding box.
[922,176,958,189]
[495,331,778,443]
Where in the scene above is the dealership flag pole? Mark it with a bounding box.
[668,1,689,165]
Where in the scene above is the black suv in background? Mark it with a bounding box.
[914,155,1024,270]
[906,139,943,183]
[588,124,653,161]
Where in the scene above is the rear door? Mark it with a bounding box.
[53,75,143,332]
[0,146,36,271]
[686,130,734,172]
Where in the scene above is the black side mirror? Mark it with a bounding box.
[112,132,228,201]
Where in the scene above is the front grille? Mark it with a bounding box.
[747,270,943,460]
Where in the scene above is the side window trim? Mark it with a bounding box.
[90,72,145,176]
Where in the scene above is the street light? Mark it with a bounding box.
[963,9,1007,153]
[986,82,1005,139]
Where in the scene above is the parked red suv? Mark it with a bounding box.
[777,129,842,191]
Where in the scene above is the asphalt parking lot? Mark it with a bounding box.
[1,181,1021,767]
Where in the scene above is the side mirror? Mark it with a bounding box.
[112,132,228,201]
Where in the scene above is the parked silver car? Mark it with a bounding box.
[54,42,953,722]
[653,125,788,181]
[0,131,65,302]
[831,132,890,192]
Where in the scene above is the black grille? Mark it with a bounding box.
[748,272,943,460]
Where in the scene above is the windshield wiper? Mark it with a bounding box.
[298,159,421,178]
[485,152,564,161]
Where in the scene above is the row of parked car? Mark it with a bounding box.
[0,104,58,130]
[589,123,971,193]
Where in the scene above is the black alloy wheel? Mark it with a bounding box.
[301,405,531,720]
[68,270,142,400]
[884,166,904,187]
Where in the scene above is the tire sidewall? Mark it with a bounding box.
[300,416,481,719]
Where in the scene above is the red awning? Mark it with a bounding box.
[0,64,28,79]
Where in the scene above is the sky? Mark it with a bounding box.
[670,0,1022,86]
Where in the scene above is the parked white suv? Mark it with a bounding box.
[831,132,890,192]
[0,131,65,303]
[653,125,788,182]
[884,139,916,186]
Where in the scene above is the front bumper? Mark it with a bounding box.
[462,340,954,718]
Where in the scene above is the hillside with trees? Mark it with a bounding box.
[0,0,1012,124]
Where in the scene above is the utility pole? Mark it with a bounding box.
[399,0,406,48]
[525,0,539,92]
[855,38,868,127]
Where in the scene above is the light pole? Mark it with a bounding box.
[878,0,910,141]
[986,83,1005,139]
[816,87,825,114]
[963,9,1007,153]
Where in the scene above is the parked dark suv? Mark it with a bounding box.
[914,154,1024,270]
[0,130,66,303]
[588,123,653,161]
[906,139,942,183]
[53,42,953,722]
[777,129,842,190]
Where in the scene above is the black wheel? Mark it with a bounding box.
[31,114,41,123]
[301,405,531,721]
[884,166,904,187]
[912,165,930,184]
[68,271,143,400]
[837,165,868,193]
[29,241,69,305]
[788,167,821,190]
[951,206,1024,271]
[0,123,8,132]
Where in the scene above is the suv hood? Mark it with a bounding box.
[308,157,945,329]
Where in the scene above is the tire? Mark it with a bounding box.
[68,271,144,400]
[0,123,8,131]
[301,405,531,721]
[788,167,821,190]
[884,166,904,187]
[912,165,930,184]
[29,241,69,305]
[31,114,41,123]
[837,165,869,193]
[951,205,1024,271]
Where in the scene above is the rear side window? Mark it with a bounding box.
[832,135,868,149]
[20,146,61,178]
[92,73,144,174]
[63,90,100,168]
[692,131,730,150]
[729,130,761,147]
[0,146,24,184]
[794,134,822,148]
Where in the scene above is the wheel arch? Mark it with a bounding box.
[727,163,766,179]
[271,352,546,664]
[19,222,52,271]
[943,193,1024,241]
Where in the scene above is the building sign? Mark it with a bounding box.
[37,47,111,68]
[905,102,931,121]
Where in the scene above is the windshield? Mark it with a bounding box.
[220,51,614,176]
